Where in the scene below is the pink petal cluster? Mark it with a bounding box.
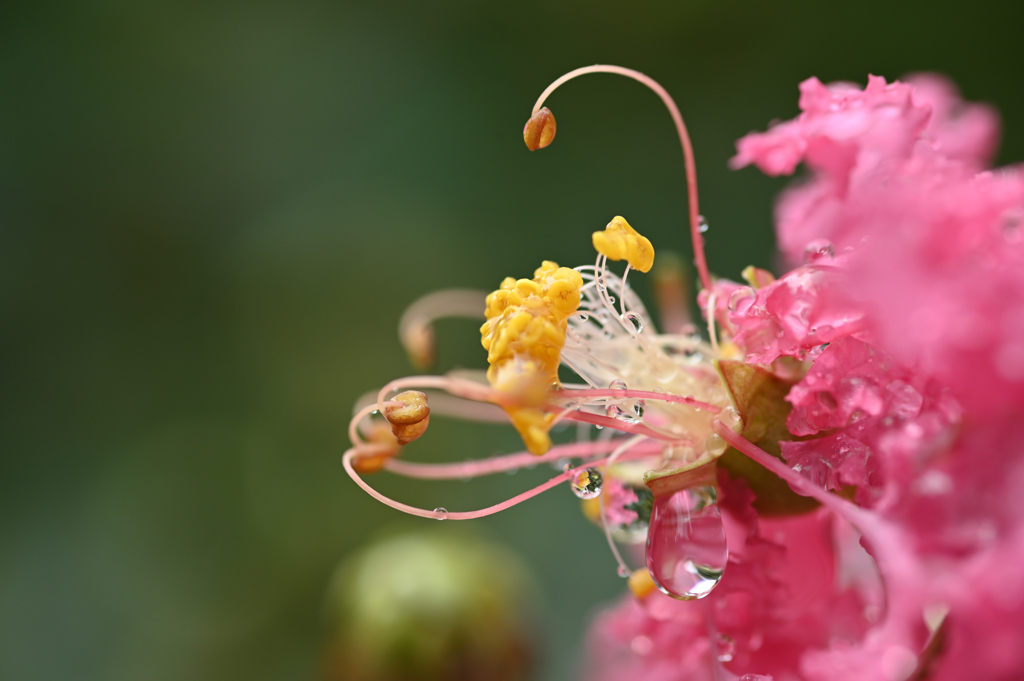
[587,75,1024,681]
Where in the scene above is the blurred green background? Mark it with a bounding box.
[2,1,1022,679]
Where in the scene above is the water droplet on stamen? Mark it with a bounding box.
[609,379,628,391]
[632,401,645,419]
[803,239,835,263]
[606,404,627,420]
[698,215,710,233]
[432,507,448,520]
[622,312,644,333]
[716,633,736,662]
[570,467,603,499]
[617,565,631,578]
[577,311,590,322]
[645,485,728,600]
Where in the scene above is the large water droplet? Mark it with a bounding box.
[717,406,742,432]
[803,239,835,263]
[645,485,728,600]
[705,432,728,457]
[606,403,627,420]
[432,507,448,520]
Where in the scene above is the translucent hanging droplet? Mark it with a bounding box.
[646,485,728,600]
[622,312,644,333]
[717,406,742,432]
[803,238,835,263]
[616,565,631,578]
[432,507,448,520]
[631,401,645,419]
[609,379,628,391]
[705,432,728,457]
[716,633,736,662]
[569,468,603,499]
[698,215,710,233]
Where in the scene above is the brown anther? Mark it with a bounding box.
[351,442,400,474]
[523,107,556,151]
[382,391,430,425]
[391,414,430,446]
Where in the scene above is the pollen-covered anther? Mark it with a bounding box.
[592,216,655,273]
[383,390,431,445]
[481,260,584,454]
[523,107,556,151]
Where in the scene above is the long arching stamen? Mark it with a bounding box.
[531,65,711,292]
[343,444,657,520]
[397,288,487,369]
[384,437,661,480]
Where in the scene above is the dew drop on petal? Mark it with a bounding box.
[727,286,757,315]
[705,432,728,457]
[716,633,736,662]
[645,486,728,600]
[432,507,448,520]
[803,238,835,263]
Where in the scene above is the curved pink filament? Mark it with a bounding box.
[532,65,711,292]
[384,438,663,480]
[556,388,722,413]
[343,443,659,520]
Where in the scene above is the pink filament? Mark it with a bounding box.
[343,440,659,520]
[532,65,711,292]
[556,388,722,413]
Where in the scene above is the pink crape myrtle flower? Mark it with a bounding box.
[343,67,1024,681]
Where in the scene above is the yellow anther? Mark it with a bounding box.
[592,216,655,273]
[480,260,583,454]
[628,567,658,600]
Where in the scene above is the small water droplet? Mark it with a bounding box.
[577,311,590,322]
[632,401,645,419]
[717,406,742,432]
[622,312,644,333]
[803,239,835,263]
[595,424,604,430]
[698,215,709,233]
[609,379,628,391]
[570,468,603,499]
[646,485,728,600]
[705,432,728,456]
[617,565,631,578]
[606,403,628,420]
[433,507,448,520]
[727,286,756,315]
[716,633,736,662]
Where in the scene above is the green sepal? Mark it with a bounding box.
[715,359,820,516]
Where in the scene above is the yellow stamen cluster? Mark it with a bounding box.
[481,261,584,454]
[592,216,655,273]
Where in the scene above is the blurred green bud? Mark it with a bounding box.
[322,527,538,681]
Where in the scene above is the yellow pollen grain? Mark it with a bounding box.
[480,260,584,454]
[592,216,655,273]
